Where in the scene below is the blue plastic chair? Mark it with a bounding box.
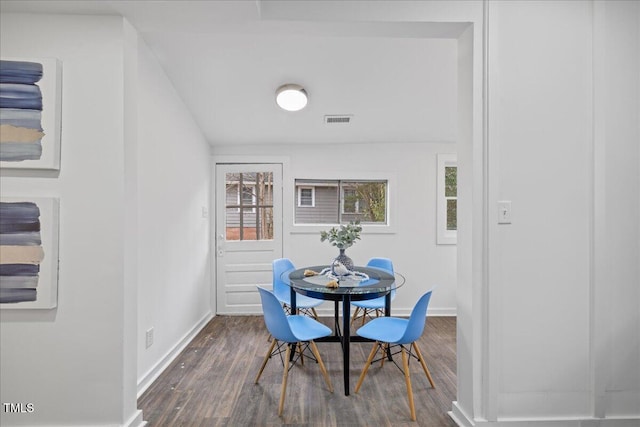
[354,290,436,421]
[254,287,333,416]
[273,258,323,318]
[351,257,395,327]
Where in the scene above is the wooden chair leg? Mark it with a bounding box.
[309,341,333,393]
[361,308,369,326]
[355,341,381,393]
[255,339,277,383]
[297,342,304,365]
[350,307,361,327]
[278,344,291,417]
[311,307,319,320]
[380,343,389,367]
[401,346,416,421]
[412,342,435,388]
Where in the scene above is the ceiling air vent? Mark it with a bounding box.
[324,115,353,124]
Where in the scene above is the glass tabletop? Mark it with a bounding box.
[285,265,405,298]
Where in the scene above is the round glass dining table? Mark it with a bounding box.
[283,265,405,396]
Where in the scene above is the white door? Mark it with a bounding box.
[215,163,282,314]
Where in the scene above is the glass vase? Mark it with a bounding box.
[332,248,354,275]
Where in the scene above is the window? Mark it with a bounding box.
[297,187,315,207]
[294,179,387,225]
[225,172,274,240]
[437,154,457,244]
[342,187,359,213]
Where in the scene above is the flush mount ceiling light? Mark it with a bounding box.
[275,84,308,112]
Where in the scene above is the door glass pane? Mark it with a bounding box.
[225,172,274,241]
[258,207,274,240]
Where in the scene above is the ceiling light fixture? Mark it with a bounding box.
[275,84,308,112]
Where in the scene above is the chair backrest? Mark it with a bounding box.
[272,258,296,299]
[366,257,394,274]
[366,257,396,297]
[397,290,433,344]
[257,287,297,343]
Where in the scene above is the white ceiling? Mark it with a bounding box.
[1,1,467,146]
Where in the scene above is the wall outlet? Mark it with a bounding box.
[145,328,154,349]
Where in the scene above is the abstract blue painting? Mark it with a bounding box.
[0,197,59,309]
[0,57,61,170]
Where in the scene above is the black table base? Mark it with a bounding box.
[291,289,391,396]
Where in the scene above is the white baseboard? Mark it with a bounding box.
[426,307,457,316]
[314,307,457,317]
[137,312,214,398]
[447,402,639,427]
[124,409,146,427]
[461,420,639,427]
[450,401,476,427]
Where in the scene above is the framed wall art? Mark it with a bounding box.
[0,57,62,171]
[0,197,60,309]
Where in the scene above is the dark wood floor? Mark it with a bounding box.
[138,315,458,426]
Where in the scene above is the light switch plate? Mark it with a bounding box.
[498,201,512,224]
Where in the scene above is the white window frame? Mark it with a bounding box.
[437,153,457,245]
[291,172,396,234]
[297,186,315,207]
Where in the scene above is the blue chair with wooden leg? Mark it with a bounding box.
[254,287,334,416]
[273,258,323,318]
[351,257,395,327]
[354,290,436,421]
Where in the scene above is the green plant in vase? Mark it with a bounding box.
[320,221,362,274]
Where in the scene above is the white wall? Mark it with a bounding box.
[0,12,212,426]
[490,0,593,417]
[593,0,640,419]
[212,142,458,316]
[0,13,139,426]
[134,31,212,394]
[482,0,640,422]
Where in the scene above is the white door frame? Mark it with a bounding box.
[212,159,286,314]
